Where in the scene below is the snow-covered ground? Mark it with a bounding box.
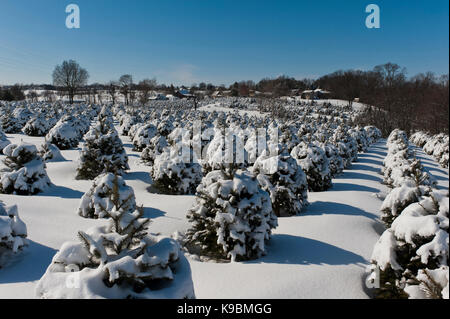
[0,129,447,298]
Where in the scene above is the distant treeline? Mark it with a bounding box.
[2,62,448,134]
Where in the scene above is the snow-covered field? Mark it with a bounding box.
[0,98,448,299]
[1,127,447,298]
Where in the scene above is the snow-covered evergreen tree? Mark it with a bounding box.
[76,118,129,180]
[290,142,332,191]
[45,115,80,150]
[22,114,52,136]
[38,141,65,162]
[36,174,195,299]
[0,143,51,195]
[141,135,168,166]
[79,173,136,219]
[368,190,449,299]
[0,128,11,154]
[252,149,308,216]
[330,125,358,168]
[151,143,202,195]
[184,168,277,262]
[133,123,158,151]
[0,202,28,266]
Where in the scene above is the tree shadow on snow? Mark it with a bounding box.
[330,182,380,193]
[247,234,366,266]
[305,201,378,220]
[349,163,382,174]
[142,206,166,219]
[337,171,382,183]
[0,240,57,284]
[37,184,84,199]
[124,171,152,184]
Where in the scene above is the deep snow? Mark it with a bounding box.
[0,129,447,298]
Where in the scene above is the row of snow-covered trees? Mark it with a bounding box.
[368,129,449,299]
[108,101,383,263]
[410,132,449,169]
[1,99,386,298]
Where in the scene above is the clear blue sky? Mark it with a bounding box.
[0,0,448,86]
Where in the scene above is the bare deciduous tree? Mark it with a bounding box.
[119,74,133,105]
[138,78,157,105]
[52,60,89,104]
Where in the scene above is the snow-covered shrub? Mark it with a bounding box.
[386,129,409,154]
[45,116,80,150]
[203,128,249,174]
[320,142,344,177]
[22,114,52,136]
[0,203,28,266]
[119,115,139,136]
[0,143,51,195]
[36,174,195,299]
[290,142,332,192]
[79,173,136,219]
[350,126,370,153]
[380,181,430,227]
[141,135,168,166]
[0,128,11,154]
[1,108,32,133]
[76,119,129,180]
[252,150,308,217]
[38,141,65,162]
[368,190,449,299]
[184,169,277,261]
[133,123,158,151]
[330,126,358,168]
[410,131,431,148]
[151,144,202,195]
[364,126,382,144]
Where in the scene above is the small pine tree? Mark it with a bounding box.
[253,149,308,217]
[0,143,51,195]
[0,202,28,266]
[76,118,129,180]
[184,168,277,262]
[290,142,332,192]
[36,174,195,299]
[369,191,449,299]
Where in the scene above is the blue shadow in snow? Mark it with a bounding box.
[0,241,57,284]
[247,234,366,266]
[124,171,152,184]
[143,206,166,219]
[357,156,383,166]
[305,201,378,220]
[349,163,382,174]
[330,182,380,193]
[338,171,382,183]
[38,184,84,199]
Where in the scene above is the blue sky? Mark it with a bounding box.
[0,0,448,85]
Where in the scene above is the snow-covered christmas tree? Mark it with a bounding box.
[36,174,195,299]
[184,168,277,262]
[0,202,28,267]
[290,141,332,192]
[368,190,449,299]
[76,117,129,180]
[151,143,202,195]
[0,143,51,195]
[252,149,308,216]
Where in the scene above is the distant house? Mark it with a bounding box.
[300,88,331,100]
[173,89,195,99]
[149,93,168,101]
